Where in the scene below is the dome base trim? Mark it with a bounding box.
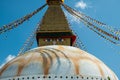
[0,74,110,80]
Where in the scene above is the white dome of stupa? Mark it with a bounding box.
[0,45,118,80]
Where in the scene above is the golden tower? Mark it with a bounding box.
[36,0,76,46]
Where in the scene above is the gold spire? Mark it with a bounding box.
[46,0,64,5]
[38,5,71,32]
[36,0,76,46]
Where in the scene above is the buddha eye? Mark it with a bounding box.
[45,38,52,42]
[57,38,64,42]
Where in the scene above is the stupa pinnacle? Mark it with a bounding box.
[36,0,76,46]
[46,0,64,5]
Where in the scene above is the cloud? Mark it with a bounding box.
[0,55,16,69]
[75,0,87,9]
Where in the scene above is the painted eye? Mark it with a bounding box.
[45,38,52,42]
[47,38,51,42]
[57,38,64,42]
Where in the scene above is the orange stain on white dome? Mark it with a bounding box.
[0,45,118,80]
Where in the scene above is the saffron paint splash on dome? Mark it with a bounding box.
[0,46,118,80]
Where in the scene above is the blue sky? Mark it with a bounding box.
[0,0,120,78]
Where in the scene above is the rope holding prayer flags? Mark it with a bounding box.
[0,4,47,35]
[18,20,42,54]
[62,3,120,46]
[63,4,120,37]
[62,3,120,37]
[72,28,87,51]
